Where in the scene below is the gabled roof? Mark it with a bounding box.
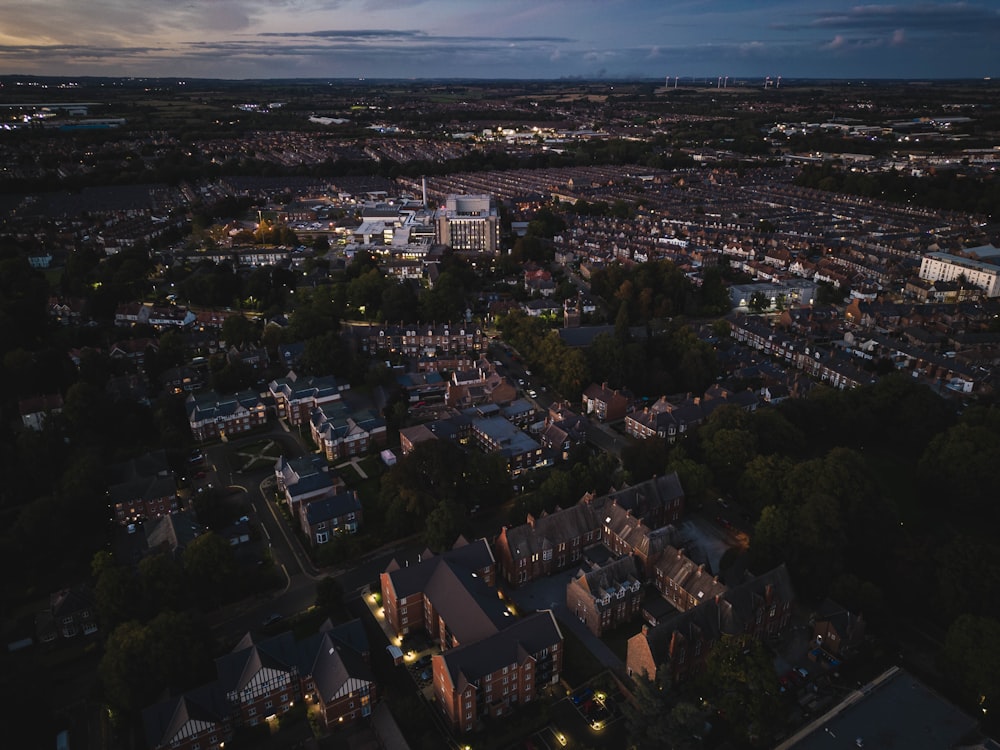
[215,631,299,694]
[570,556,639,603]
[640,564,793,665]
[304,491,361,525]
[440,611,562,692]
[142,683,229,750]
[298,631,374,704]
[383,539,507,645]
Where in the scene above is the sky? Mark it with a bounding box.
[0,1,996,81]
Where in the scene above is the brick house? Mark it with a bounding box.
[36,586,98,643]
[495,504,600,585]
[187,389,268,442]
[566,556,643,637]
[626,564,794,684]
[215,631,300,727]
[434,611,563,733]
[269,371,348,426]
[108,450,178,524]
[581,382,633,422]
[145,619,374,749]
[142,684,231,750]
[298,620,377,730]
[810,598,866,663]
[309,402,386,462]
[379,538,502,647]
[274,455,345,516]
[300,490,362,545]
[494,473,685,585]
[652,546,728,613]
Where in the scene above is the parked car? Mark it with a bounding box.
[571,687,594,705]
[262,613,282,627]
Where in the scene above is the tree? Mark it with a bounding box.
[424,500,464,553]
[699,637,783,746]
[182,532,236,603]
[221,314,255,347]
[942,614,1000,714]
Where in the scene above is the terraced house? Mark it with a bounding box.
[494,473,685,585]
[269,370,348,426]
[143,620,375,750]
[186,388,268,441]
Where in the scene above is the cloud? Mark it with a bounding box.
[774,2,1000,35]
[890,28,906,45]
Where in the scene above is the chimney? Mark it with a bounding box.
[641,624,649,636]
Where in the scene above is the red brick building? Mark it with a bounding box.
[566,556,643,637]
[626,564,794,685]
[434,612,563,733]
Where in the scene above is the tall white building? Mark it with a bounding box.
[918,251,1000,297]
[435,194,500,254]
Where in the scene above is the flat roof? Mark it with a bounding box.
[777,667,978,750]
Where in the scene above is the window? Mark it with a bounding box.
[316,531,329,544]
[542,549,552,561]
[248,708,257,716]
[265,700,273,709]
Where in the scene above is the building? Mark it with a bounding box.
[187,389,268,441]
[300,490,362,545]
[108,450,178,524]
[145,619,375,749]
[467,413,548,477]
[774,667,979,750]
[274,455,345,515]
[215,631,301,726]
[269,371,348,427]
[581,382,633,422]
[626,564,794,684]
[36,586,98,643]
[433,611,563,733]
[298,620,377,730]
[350,322,489,357]
[494,473,685,585]
[566,556,643,637]
[308,401,386,462]
[919,251,1000,297]
[379,538,501,645]
[142,684,231,750]
[652,546,728,613]
[435,195,500,254]
[18,393,63,431]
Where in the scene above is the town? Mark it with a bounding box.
[2,75,999,750]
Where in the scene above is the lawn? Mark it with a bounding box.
[231,440,284,472]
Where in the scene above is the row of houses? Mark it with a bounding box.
[143,620,376,750]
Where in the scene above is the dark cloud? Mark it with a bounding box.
[774,2,1000,34]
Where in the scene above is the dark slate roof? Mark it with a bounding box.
[440,611,562,691]
[642,564,794,664]
[215,631,299,694]
[304,491,362,525]
[783,667,977,750]
[385,539,508,646]
[142,682,229,750]
[297,631,374,705]
[570,556,640,602]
